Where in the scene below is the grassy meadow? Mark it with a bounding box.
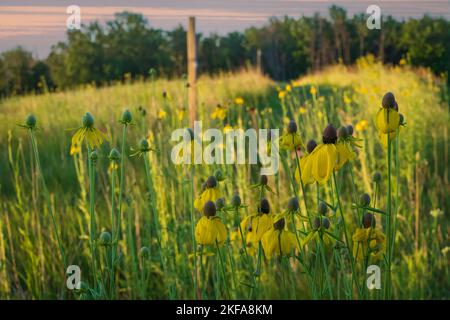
[0,57,448,299]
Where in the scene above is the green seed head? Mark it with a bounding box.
[206,176,217,188]
[312,216,321,230]
[382,92,396,109]
[121,109,132,124]
[109,148,120,161]
[274,218,285,230]
[82,112,94,128]
[318,201,328,215]
[139,138,150,152]
[359,193,371,207]
[203,200,216,217]
[215,198,225,210]
[287,119,298,133]
[346,125,354,136]
[26,114,37,129]
[90,150,98,162]
[399,113,405,125]
[99,231,112,246]
[306,139,317,153]
[323,124,337,144]
[259,198,270,214]
[231,192,242,208]
[362,213,376,228]
[214,169,225,182]
[259,175,268,185]
[372,171,382,183]
[322,217,331,230]
[337,126,349,138]
[140,246,151,259]
[287,197,299,212]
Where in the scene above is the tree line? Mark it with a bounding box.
[0,6,449,97]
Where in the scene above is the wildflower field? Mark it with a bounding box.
[0,57,448,300]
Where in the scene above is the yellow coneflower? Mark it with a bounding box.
[310,86,317,95]
[379,113,405,148]
[285,84,292,92]
[295,139,317,185]
[234,97,244,105]
[70,142,81,156]
[71,112,108,150]
[194,176,221,212]
[223,124,233,133]
[244,199,273,243]
[211,104,227,120]
[299,106,307,114]
[279,119,303,150]
[307,124,338,185]
[195,201,227,246]
[355,119,368,132]
[261,217,297,258]
[157,110,167,119]
[374,92,400,134]
[278,90,287,100]
[335,126,359,170]
[352,224,386,262]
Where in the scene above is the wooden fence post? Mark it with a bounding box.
[187,17,197,127]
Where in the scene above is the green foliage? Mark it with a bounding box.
[0,8,449,97]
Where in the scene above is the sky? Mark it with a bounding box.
[1,0,449,58]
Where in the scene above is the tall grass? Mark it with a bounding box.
[0,60,448,299]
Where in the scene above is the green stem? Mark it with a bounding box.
[189,165,198,299]
[29,130,67,269]
[333,171,360,297]
[112,124,128,294]
[109,165,116,298]
[87,145,98,290]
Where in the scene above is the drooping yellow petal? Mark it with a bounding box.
[195,216,227,246]
[375,108,400,134]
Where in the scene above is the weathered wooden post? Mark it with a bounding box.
[187,17,197,127]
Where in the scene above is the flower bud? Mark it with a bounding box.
[215,198,225,210]
[109,148,120,161]
[139,138,150,152]
[231,193,241,208]
[162,91,168,99]
[203,200,216,217]
[399,113,405,125]
[382,92,396,109]
[274,218,285,230]
[259,198,270,214]
[362,213,376,228]
[121,109,132,124]
[214,169,225,182]
[337,126,349,138]
[90,150,98,162]
[206,176,217,188]
[323,124,337,144]
[26,114,37,129]
[82,112,94,128]
[287,197,299,211]
[259,175,268,185]
[372,171,382,183]
[359,193,371,207]
[346,125,354,136]
[99,231,112,246]
[318,201,328,215]
[312,216,321,230]
[322,217,330,230]
[287,119,298,133]
[140,246,151,259]
[306,139,317,153]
